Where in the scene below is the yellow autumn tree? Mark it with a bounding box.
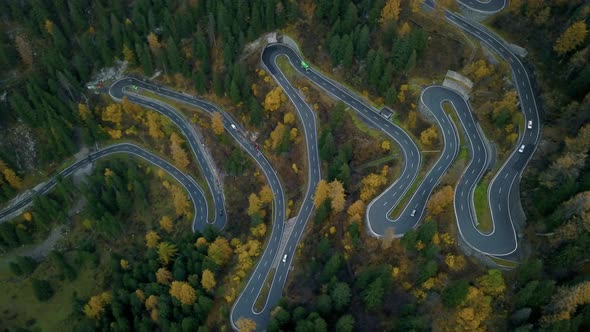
[155,267,173,285]
[454,287,492,331]
[250,223,267,239]
[122,44,136,64]
[554,21,588,56]
[102,103,123,126]
[247,193,262,216]
[420,126,438,146]
[476,269,506,297]
[207,237,233,266]
[329,180,346,213]
[399,22,412,37]
[145,295,158,311]
[542,281,590,324]
[157,242,178,265]
[146,112,165,139]
[169,132,190,170]
[380,0,401,23]
[445,253,466,272]
[195,237,208,249]
[236,317,257,332]
[381,140,391,152]
[201,269,216,292]
[145,231,160,248]
[78,103,92,121]
[120,259,130,270]
[1,165,22,190]
[264,87,282,112]
[290,127,298,141]
[169,281,197,305]
[464,59,494,82]
[283,112,296,124]
[426,185,454,216]
[44,20,54,34]
[159,215,173,233]
[147,32,162,51]
[259,185,274,205]
[23,211,32,222]
[347,200,366,222]
[313,180,330,207]
[83,292,112,319]
[360,169,388,202]
[269,122,286,150]
[169,185,191,217]
[211,111,224,135]
[135,289,146,302]
[122,96,144,121]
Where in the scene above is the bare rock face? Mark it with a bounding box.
[0,123,38,171]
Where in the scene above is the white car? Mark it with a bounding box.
[282,254,288,263]
[518,144,525,153]
[527,120,533,129]
[231,124,237,130]
[410,209,416,217]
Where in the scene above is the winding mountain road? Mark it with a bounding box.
[107,78,292,329]
[110,79,227,229]
[0,1,542,330]
[0,143,207,230]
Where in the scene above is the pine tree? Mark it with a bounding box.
[341,35,354,70]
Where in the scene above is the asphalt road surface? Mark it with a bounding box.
[107,77,290,330]
[456,0,506,14]
[0,143,207,230]
[110,79,227,230]
[439,3,542,257]
[0,2,541,329]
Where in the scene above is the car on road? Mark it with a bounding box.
[231,124,237,130]
[301,60,310,71]
[410,209,416,217]
[518,144,525,153]
[527,120,533,129]
[131,85,138,90]
[282,254,287,263]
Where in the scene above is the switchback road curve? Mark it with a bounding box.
[110,79,228,230]
[0,143,206,230]
[263,44,461,238]
[434,2,542,257]
[262,14,542,259]
[107,77,291,330]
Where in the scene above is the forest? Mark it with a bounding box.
[0,0,589,331]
